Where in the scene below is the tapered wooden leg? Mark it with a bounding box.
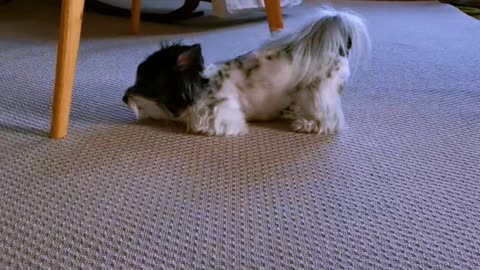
[50,0,85,139]
[264,0,284,33]
[130,0,142,34]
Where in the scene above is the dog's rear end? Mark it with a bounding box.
[251,7,371,134]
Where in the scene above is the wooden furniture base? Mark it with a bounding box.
[50,0,283,139]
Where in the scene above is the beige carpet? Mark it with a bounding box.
[1,0,480,269]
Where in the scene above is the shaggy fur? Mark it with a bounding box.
[123,7,371,136]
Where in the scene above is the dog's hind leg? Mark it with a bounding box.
[289,59,350,135]
[290,81,345,135]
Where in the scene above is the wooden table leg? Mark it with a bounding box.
[264,0,284,33]
[50,0,85,139]
[130,0,142,34]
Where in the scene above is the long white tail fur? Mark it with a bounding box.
[259,6,371,84]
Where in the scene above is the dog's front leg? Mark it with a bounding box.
[186,97,248,136]
[212,99,248,136]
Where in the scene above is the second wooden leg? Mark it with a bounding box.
[130,0,142,34]
[264,0,284,33]
[50,0,85,139]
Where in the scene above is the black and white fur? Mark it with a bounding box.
[123,7,371,136]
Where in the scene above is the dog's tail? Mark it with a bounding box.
[260,6,371,82]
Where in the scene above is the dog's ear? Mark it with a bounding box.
[176,44,203,71]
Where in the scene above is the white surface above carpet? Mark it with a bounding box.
[96,0,303,17]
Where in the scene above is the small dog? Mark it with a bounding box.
[122,7,370,136]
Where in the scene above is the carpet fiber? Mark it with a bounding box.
[1,0,479,269]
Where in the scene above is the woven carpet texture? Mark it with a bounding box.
[0,0,479,269]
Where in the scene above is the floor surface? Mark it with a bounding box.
[1,0,479,269]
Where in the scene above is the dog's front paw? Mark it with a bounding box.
[188,116,248,136]
[208,107,248,136]
[214,118,248,136]
[291,118,338,135]
[187,101,248,136]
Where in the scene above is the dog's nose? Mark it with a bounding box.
[122,94,129,104]
[122,87,135,104]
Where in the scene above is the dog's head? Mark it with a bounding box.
[123,42,208,120]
